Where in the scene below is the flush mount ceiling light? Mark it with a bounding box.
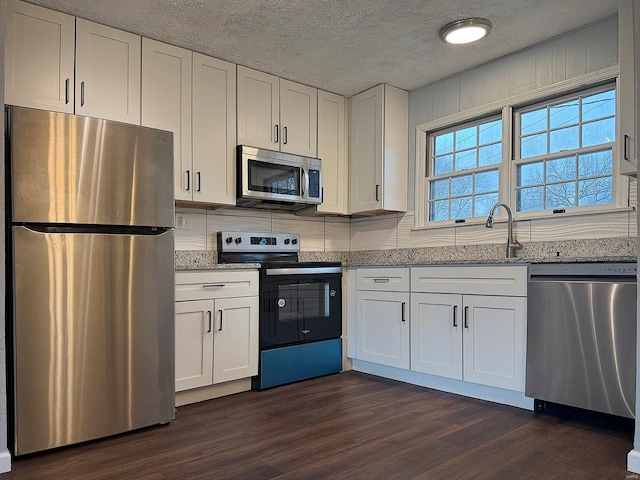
[439,18,492,45]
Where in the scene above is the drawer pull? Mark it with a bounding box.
[203,284,226,289]
[372,278,390,283]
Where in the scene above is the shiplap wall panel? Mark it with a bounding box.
[586,17,618,73]
[564,27,589,79]
[455,221,532,246]
[629,211,637,238]
[507,53,537,97]
[325,218,350,251]
[535,46,554,89]
[459,71,476,112]
[550,39,567,85]
[397,212,455,248]
[529,211,629,242]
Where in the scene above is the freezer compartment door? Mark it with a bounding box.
[11,226,175,455]
[8,106,174,227]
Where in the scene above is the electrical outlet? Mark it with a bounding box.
[175,214,190,230]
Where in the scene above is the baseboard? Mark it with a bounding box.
[175,378,251,407]
[628,449,640,473]
[0,450,11,473]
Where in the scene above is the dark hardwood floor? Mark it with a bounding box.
[6,371,634,479]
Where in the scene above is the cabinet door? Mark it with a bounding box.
[75,19,141,124]
[237,66,279,150]
[141,39,192,201]
[192,53,237,205]
[317,90,347,214]
[175,299,214,392]
[213,296,259,384]
[463,295,527,391]
[356,290,409,369]
[5,0,75,113]
[280,79,317,156]
[349,85,383,213]
[410,293,463,380]
[618,0,636,175]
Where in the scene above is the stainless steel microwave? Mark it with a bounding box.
[236,145,322,211]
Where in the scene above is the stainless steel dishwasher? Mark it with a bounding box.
[526,262,637,418]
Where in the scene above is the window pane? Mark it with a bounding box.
[549,125,579,154]
[434,132,453,155]
[455,126,477,150]
[430,178,449,200]
[582,118,615,147]
[433,154,453,175]
[474,193,499,217]
[517,187,544,212]
[451,196,472,219]
[578,177,612,206]
[521,133,547,159]
[454,149,476,171]
[582,89,615,121]
[475,170,499,194]
[546,156,576,183]
[521,108,547,135]
[578,150,613,178]
[546,182,576,209]
[549,99,579,129]
[478,143,501,166]
[452,174,473,197]
[479,120,502,145]
[429,200,449,221]
[517,162,543,187]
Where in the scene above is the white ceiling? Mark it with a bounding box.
[25,0,619,97]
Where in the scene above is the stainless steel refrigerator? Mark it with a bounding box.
[6,106,176,455]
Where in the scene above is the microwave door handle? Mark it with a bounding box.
[301,167,306,198]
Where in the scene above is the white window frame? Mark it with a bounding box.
[414,66,629,230]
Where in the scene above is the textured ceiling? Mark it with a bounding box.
[25,0,619,97]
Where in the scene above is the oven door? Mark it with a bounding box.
[260,267,342,349]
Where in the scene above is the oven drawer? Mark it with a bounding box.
[176,270,258,301]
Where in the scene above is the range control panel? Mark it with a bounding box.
[217,231,300,253]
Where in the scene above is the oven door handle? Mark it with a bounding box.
[265,266,342,276]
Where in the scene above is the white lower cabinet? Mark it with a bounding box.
[410,265,528,392]
[175,270,258,393]
[354,267,410,369]
[410,292,526,391]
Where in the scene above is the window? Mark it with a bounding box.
[427,117,502,222]
[420,83,621,226]
[514,86,615,213]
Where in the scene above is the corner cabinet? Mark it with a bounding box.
[175,270,259,395]
[349,84,408,214]
[6,0,141,124]
[410,265,527,392]
[237,66,317,157]
[354,267,410,369]
[317,90,348,214]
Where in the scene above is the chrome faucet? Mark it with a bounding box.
[485,202,522,259]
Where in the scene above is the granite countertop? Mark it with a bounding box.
[175,237,637,271]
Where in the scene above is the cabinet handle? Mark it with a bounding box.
[206,311,212,333]
[185,170,190,192]
[274,124,279,143]
[283,126,288,145]
[453,305,458,327]
[401,302,406,322]
[197,172,201,192]
[80,81,85,107]
[464,306,469,328]
[372,278,390,283]
[624,135,630,161]
[218,310,223,331]
[203,284,226,289]
[65,78,70,104]
[375,184,380,202]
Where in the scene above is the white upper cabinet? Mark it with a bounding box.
[237,66,317,157]
[618,0,637,176]
[5,0,75,113]
[141,38,192,201]
[349,84,408,214]
[279,79,317,157]
[317,90,348,214]
[191,53,237,205]
[75,19,141,124]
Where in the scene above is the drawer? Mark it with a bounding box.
[176,270,258,301]
[356,267,410,292]
[411,265,527,296]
